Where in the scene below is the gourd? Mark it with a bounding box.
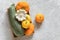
[24,23,34,36]
[35,13,44,23]
[22,20,30,29]
[8,4,24,36]
[16,2,30,13]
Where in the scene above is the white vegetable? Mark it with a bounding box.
[15,9,27,21]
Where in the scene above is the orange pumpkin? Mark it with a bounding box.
[24,23,34,36]
[16,2,30,12]
[35,13,44,23]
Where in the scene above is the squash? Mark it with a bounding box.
[8,4,25,36]
[22,20,30,29]
[24,23,34,36]
[16,2,30,13]
[35,13,44,23]
[26,14,31,22]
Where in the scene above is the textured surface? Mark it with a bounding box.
[0,0,60,40]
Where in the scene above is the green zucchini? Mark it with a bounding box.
[8,4,24,36]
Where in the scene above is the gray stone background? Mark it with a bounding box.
[0,0,60,40]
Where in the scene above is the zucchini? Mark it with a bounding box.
[8,4,24,36]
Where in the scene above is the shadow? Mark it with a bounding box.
[33,20,42,30]
[15,34,33,40]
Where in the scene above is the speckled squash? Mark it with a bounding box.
[8,4,25,36]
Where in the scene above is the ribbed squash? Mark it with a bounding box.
[24,23,34,36]
[16,2,30,13]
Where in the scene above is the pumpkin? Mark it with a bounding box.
[22,20,30,29]
[16,2,30,13]
[35,13,44,23]
[24,23,34,36]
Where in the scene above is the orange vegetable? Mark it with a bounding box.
[16,2,30,12]
[35,13,44,23]
[24,23,34,36]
